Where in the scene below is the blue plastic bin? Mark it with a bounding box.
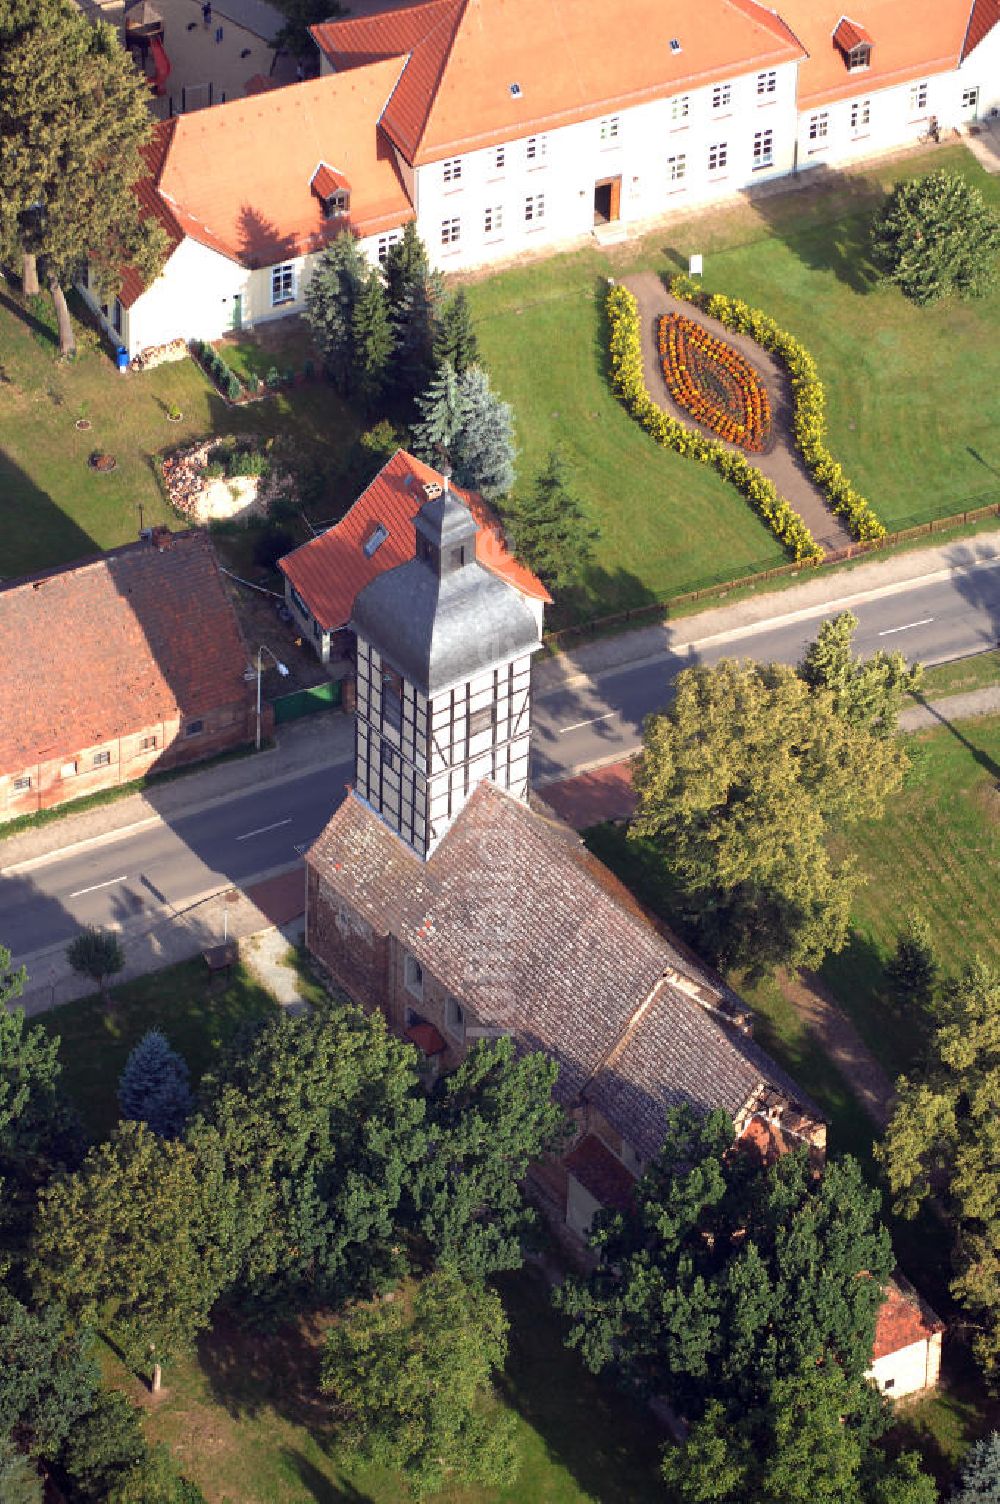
[115,345,129,372]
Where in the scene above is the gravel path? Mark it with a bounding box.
[623,271,853,555]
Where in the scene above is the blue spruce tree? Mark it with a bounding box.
[954,1433,1000,1504]
[117,1029,192,1138]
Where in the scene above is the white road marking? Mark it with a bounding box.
[236,818,292,841]
[68,875,128,899]
[878,617,934,637]
[559,711,618,733]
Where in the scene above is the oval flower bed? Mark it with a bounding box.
[658,313,772,453]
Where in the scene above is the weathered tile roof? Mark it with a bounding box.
[279,450,550,633]
[0,532,251,769]
[872,1275,944,1360]
[307,783,817,1137]
[565,1134,637,1213]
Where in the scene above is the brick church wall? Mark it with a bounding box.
[306,869,390,1011]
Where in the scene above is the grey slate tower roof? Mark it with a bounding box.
[351,484,541,693]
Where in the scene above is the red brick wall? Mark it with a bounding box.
[306,868,391,1012]
[0,697,260,824]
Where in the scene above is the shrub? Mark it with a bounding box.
[669,277,887,544]
[203,460,224,480]
[225,373,242,401]
[265,365,282,390]
[870,169,1000,305]
[606,284,822,563]
[227,448,268,478]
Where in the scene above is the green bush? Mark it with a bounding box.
[203,460,224,480]
[227,448,269,478]
[265,366,282,390]
[606,283,822,563]
[669,276,887,544]
[225,373,242,401]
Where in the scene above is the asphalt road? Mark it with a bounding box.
[4,558,1000,964]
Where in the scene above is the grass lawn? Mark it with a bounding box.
[914,648,1000,702]
[467,144,1000,622]
[39,957,280,1143]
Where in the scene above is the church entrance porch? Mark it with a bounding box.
[594,176,621,225]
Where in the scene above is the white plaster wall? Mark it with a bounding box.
[794,70,958,172]
[957,25,1000,120]
[566,1174,602,1238]
[414,60,800,271]
[867,1333,942,1399]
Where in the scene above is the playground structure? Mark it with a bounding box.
[124,0,172,94]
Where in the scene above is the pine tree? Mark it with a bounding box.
[433,289,480,374]
[452,366,516,500]
[953,1431,1000,1504]
[411,360,469,467]
[351,269,393,411]
[870,169,1000,304]
[117,1030,193,1139]
[392,271,444,400]
[384,221,430,312]
[303,231,367,392]
[0,0,168,355]
[884,912,940,1019]
[507,451,596,591]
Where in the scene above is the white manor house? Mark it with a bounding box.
[93,0,1000,357]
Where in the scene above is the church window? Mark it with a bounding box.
[404,952,423,998]
[450,545,466,569]
[445,995,465,1041]
[382,668,403,730]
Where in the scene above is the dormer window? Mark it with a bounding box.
[310,163,350,220]
[322,189,349,219]
[833,17,873,72]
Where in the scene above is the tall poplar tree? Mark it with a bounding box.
[0,0,167,355]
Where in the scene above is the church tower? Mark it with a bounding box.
[350,478,543,859]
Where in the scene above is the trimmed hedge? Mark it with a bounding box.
[606,283,823,564]
[669,274,887,543]
[190,339,245,402]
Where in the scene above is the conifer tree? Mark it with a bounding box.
[953,1431,1000,1504]
[433,289,480,374]
[304,231,367,392]
[452,366,516,500]
[393,270,444,399]
[118,1030,193,1139]
[0,0,167,355]
[411,360,469,467]
[384,221,430,312]
[884,912,940,1020]
[507,451,597,590]
[351,269,393,411]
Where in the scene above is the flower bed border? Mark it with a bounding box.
[668,274,886,544]
[607,283,822,564]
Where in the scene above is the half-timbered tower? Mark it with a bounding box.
[350,477,542,858]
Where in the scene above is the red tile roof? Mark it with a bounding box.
[565,1134,636,1213]
[872,1275,944,1360]
[0,532,252,770]
[779,0,974,108]
[279,450,550,631]
[311,162,351,198]
[833,15,874,49]
[963,0,1000,57]
[120,120,184,308]
[313,0,805,165]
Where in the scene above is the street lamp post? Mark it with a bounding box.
[254,644,290,750]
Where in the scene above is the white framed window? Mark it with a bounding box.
[851,98,871,133]
[753,129,773,169]
[93,749,111,768]
[712,83,732,111]
[377,231,402,264]
[322,189,349,219]
[756,69,776,96]
[667,153,686,184]
[524,192,545,223]
[484,204,503,236]
[671,94,690,124]
[442,157,462,184]
[526,135,547,163]
[12,774,31,792]
[271,263,294,306]
[494,144,506,171]
[909,80,928,113]
[808,111,829,141]
[404,952,423,998]
[185,719,204,738]
[445,995,465,1042]
[847,43,871,71]
[60,760,77,779]
[599,115,620,141]
[707,141,728,173]
[440,216,461,247]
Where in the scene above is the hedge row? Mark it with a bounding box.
[606,283,823,564]
[669,274,887,543]
[190,339,244,402]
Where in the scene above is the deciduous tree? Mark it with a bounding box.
[0,1291,99,1460]
[0,0,167,354]
[65,927,124,1001]
[630,659,904,975]
[405,1037,565,1279]
[879,961,1000,1378]
[117,1030,192,1139]
[506,450,596,590]
[31,1122,237,1389]
[557,1105,892,1415]
[870,170,1000,305]
[799,610,921,736]
[321,1269,517,1497]
[452,365,516,500]
[303,231,367,392]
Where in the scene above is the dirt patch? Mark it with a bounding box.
[776,967,895,1127]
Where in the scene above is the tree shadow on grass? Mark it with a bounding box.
[0,283,58,347]
[197,1308,337,1442]
[279,1450,374,1504]
[735,165,882,295]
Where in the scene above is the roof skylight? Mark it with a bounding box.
[669,37,682,52]
[363,523,389,558]
[509,82,522,97]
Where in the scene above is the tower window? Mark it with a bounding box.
[469,703,496,737]
[404,952,424,998]
[382,668,403,730]
[450,545,466,569]
[445,995,465,1041]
